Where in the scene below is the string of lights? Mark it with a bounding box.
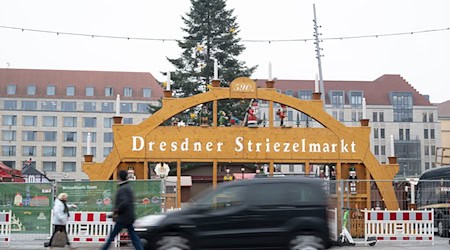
[0,25,449,43]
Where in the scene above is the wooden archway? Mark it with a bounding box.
[83,77,399,209]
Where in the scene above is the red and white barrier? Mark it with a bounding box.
[0,210,11,246]
[364,209,434,244]
[51,211,118,246]
[327,208,338,242]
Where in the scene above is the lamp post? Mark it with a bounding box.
[241,167,245,180]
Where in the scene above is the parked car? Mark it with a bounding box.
[135,177,332,250]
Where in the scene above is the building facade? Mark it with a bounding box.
[256,75,440,177]
[0,68,163,181]
[437,101,450,166]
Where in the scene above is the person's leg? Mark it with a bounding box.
[125,224,143,250]
[62,225,70,247]
[48,225,64,246]
[100,223,124,250]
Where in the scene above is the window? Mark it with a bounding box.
[380,128,385,139]
[43,131,57,141]
[425,162,430,170]
[379,112,384,122]
[22,101,37,110]
[103,147,112,157]
[123,118,133,124]
[104,132,113,143]
[424,146,429,155]
[137,103,148,113]
[22,146,36,156]
[63,162,76,172]
[430,129,435,139]
[101,102,114,112]
[61,101,76,111]
[83,117,97,127]
[27,85,36,95]
[63,117,77,127]
[431,145,436,155]
[391,92,413,122]
[124,87,133,97]
[349,91,362,107]
[82,147,96,157]
[372,112,378,122]
[63,147,77,157]
[351,111,357,122]
[2,115,17,126]
[4,100,17,110]
[105,87,113,97]
[298,91,312,100]
[381,145,386,155]
[23,116,37,126]
[399,129,404,140]
[83,102,96,112]
[43,116,57,127]
[22,131,37,141]
[2,146,15,156]
[374,145,379,155]
[285,90,294,96]
[429,113,434,122]
[66,86,75,96]
[2,131,16,141]
[422,113,427,122]
[374,128,379,139]
[120,103,132,113]
[63,132,77,142]
[43,162,56,172]
[196,186,245,209]
[424,129,428,139]
[143,88,152,98]
[41,101,57,111]
[42,146,57,156]
[330,91,344,108]
[104,118,113,128]
[405,129,410,140]
[2,161,15,169]
[6,85,16,95]
[82,132,97,142]
[86,86,94,96]
[47,85,56,95]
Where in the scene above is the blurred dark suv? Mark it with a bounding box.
[135,177,332,250]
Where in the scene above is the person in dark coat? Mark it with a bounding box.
[100,170,143,250]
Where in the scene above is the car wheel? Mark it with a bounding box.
[289,234,325,250]
[438,220,449,237]
[155,233,191,250]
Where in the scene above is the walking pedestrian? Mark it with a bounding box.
[48,192,77,250]
[100,170,143,250]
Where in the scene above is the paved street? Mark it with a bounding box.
[0,237,449,250]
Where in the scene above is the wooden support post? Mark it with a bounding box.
[269,101,274,128]
[177,160,181,208]
[213,100,218,127]
[269,161,274,177]
[305,161,310,176]
[213,160,218,189]
[143,160,148,180]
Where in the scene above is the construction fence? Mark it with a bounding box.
[323,179,450,238]
[0,180,166,242]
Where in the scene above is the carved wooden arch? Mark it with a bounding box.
[83,77,399,209]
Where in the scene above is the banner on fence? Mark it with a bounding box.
[0,183,53,234]
[56,180,162,217]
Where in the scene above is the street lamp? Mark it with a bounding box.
[241,167,245,180]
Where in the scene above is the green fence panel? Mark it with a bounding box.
[56,180,162,217]
[0,183,53,234]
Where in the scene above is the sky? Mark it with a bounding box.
[0,0,449,103]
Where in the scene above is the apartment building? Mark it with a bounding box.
[255,75,440,177]
[437,101,450,166]
[0,68,163,181]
